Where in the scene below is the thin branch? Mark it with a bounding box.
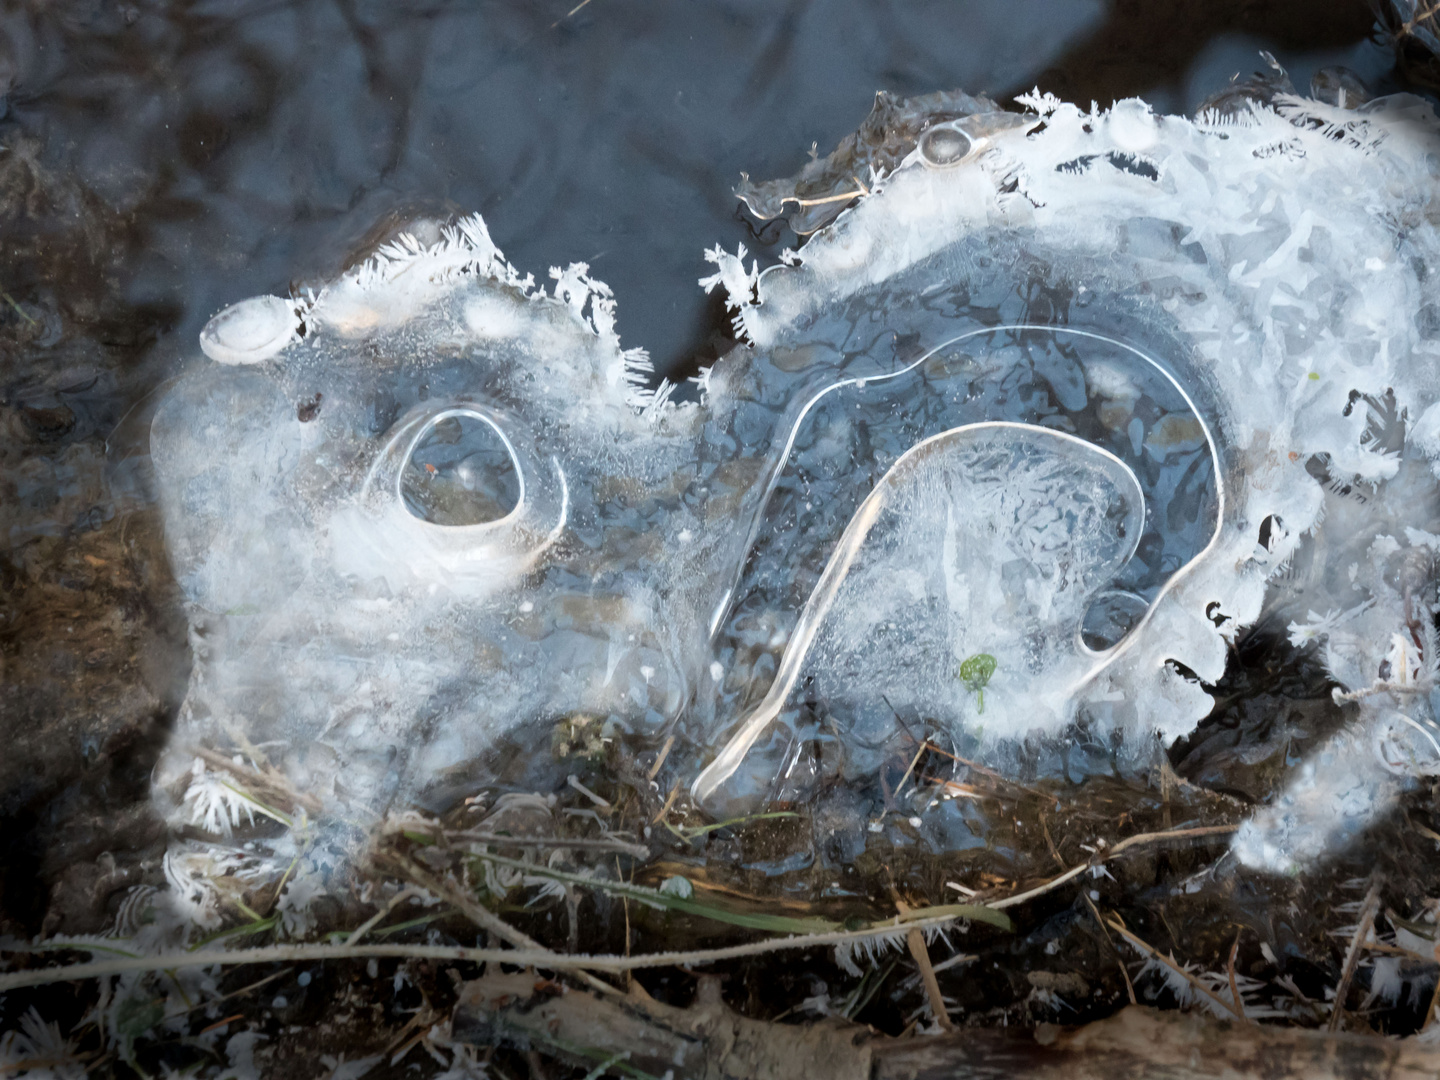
[647,736,675,781]
[0,911,977,991]
[988,864,1088,910]
[187,745,325,816]
[651,782,680,825]
[895,896,952,1032]
[374,850,621,999]
[788,189,868,209]
[550,0,595,28]
[1228,931,1251,1026]
[346,887,424,947]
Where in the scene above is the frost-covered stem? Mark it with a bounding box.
[1330,681,1432,704]
[987,824,1237,910]
[1328,882,1382,1033]
[0,914,974,991]
[447,832,650,858]
[1105,918,1244,1021]
[374,851,623,998]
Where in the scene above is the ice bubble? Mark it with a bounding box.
[919,124,972,167]
[199,295,298,365]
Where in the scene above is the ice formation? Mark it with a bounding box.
[150,77,1440,885]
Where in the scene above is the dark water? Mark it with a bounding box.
[0,0,1409,952]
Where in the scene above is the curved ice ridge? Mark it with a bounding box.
[150,84,1440,902]
[692,421,1149,802]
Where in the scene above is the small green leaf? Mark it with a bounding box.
[959,653,997,713]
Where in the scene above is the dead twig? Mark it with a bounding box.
[187,745,325,816]
[0,910,984,991]
[905,738,1046,798]
[651,781,680,825]
[1328,882,1382,1033]
[647,736,675,781]
[550,0,595,28]
[1227,931,1250,1026]
[893,895,952,1032]
[346,887,425,947]
[374,849,622,999]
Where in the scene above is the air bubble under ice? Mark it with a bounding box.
[150,79,1440,883]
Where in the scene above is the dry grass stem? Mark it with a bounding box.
[646,736,675,780]
[377,851,622,998]
[1227,931,1250,1026]
[894,897,952,1032]
[345,887,424,947]
[448,832,649,858]
[1328,882,1382,1033]
[188,744,325,816]
[651,781,680,824]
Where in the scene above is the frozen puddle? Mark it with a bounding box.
[148,78,1440,914]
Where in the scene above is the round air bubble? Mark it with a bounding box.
[200,295,299,365]
[919,125,972,167]
[401,412,522,526]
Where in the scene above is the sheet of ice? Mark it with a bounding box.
[147,79,1440,896]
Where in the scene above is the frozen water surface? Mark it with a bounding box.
[149,81,1440,889]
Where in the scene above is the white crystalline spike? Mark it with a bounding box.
[693,422,1144,803]
[199,295,299,365]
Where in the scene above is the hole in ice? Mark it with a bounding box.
[400,412,521,526]
[1081,589,1151,651]
[919,125,972,167]
[1105,151,1159,180]
[1257,513,1283,553]
[1204,600,1229,628]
